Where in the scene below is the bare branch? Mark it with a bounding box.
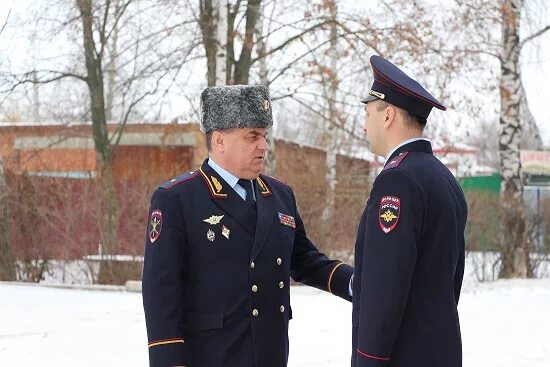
[520,24,550,49]
[268,31,347,85]
[98,0,113,59]
[251,19,332,64]
[1,70,87,96]
[0,8,10,35]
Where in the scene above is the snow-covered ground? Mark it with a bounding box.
[1,279,550,366]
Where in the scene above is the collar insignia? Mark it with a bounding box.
[256,176,272,196]
[199,167,228,198]
[211,176,223,193]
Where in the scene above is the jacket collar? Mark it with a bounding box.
[385,138,432,166]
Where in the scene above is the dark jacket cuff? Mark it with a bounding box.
[328,262,354,301]
[148,340,190,367]
[356,348,390,367]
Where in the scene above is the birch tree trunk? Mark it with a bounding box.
[499,0,528,278]
[105,0,122,121]
[215,0,227,85]
[322,1,338,225]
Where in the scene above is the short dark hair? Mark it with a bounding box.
[205,131,213,152]
[376,100,426,130]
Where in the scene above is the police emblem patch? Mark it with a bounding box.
[379,196,400,234]
[149,210,163,243]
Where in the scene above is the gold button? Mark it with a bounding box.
[280,305,285,313]
[252,285,258,292]
[279,281,284,289]
[252,309,259,317]
[276,258,282,265]
[250,262,255,269]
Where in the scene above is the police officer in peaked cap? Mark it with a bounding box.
[350,56,468,367]
[142,85,354,367]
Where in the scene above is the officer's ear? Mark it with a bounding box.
[383,105,396,129]
[212,130,225,153]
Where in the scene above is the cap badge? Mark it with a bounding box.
[369,90,385,100]
[263,99,270,110]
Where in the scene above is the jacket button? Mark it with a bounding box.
[250,261,255,269]
[276,258,282,265]
[279,281,284,289]
[280,305,285,313]
[252,285,258,292]
[252,309,259,317]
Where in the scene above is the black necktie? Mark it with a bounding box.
[238,179,256,205]
[238,179,257,235]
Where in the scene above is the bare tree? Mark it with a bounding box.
[199,0,262,85]
[454,0,550,277]
[499,0,526,277]
[0,0,199,282]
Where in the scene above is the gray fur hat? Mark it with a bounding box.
[200,85,273,133]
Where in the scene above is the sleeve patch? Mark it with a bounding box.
[378,196,400,234]
[149,210,163,243]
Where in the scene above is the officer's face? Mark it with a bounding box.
[363,101,385,156]
[220,127,269,179]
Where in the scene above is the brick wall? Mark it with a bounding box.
[1,123,371,260]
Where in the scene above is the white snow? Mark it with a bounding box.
[1,279,550,366]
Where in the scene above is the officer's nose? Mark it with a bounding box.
[258,136,269,151]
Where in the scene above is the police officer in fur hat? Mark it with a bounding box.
[142,85,354,367]
[351,56,468,367]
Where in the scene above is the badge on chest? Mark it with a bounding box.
[278,212,296,229]
[203,214,230,242]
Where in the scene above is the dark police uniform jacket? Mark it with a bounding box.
[352,139,468,367]
[143,159,354,367]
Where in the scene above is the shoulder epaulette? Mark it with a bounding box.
[159,171,198,189]
[383,152,409,171]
